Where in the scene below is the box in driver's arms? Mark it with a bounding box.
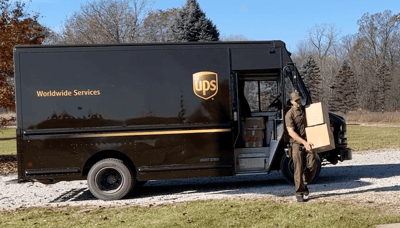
[305,102,335,153]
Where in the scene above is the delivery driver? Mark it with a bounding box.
[285,91,317,202]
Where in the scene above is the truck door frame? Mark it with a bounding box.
[230,69,285,174]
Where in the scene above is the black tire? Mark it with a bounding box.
[87,158,135,201]
[280,154,321,185]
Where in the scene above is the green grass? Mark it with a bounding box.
[0,140,16,155]
[347,125,400,151]
[0,128,16,155]
[0,128,16,139]
[0,200,399,228]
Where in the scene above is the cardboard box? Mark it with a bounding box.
[245,117,265,130]
[244,130,264,148]
[305,102,330,127]
[305,123,335,153]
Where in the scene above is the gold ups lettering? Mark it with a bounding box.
[36,89,101,97]
[193,71,218,100]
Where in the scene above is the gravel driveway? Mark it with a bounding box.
[1,150,400,213]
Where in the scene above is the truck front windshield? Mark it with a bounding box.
[284,73,309,106]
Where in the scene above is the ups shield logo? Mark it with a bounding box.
[193,71,218,100]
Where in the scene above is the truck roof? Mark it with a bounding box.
[15,40,287,49]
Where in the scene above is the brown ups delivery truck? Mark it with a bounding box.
[14,41,352,200]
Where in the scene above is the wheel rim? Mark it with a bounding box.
[95,167,124,194]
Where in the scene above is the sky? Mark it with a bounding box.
[21,0,400,52]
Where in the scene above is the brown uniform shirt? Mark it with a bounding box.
[285,105,307,144]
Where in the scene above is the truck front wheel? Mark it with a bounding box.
[280,154,321,185]
[88,158,135,201]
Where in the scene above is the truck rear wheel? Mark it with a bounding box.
[280,154,321,185]
[87,158,135,201]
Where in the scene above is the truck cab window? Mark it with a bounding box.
[244,80,279,112]
[244,81,258,112]
[260,81,278,111]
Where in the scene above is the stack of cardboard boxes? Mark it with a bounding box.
[244,117,265,148]
[305,102,335,153]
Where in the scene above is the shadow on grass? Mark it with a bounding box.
[308,185,400,201]
[57,163,400,203]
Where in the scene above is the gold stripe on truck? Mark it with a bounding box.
[70,128,231,138]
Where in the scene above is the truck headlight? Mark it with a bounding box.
[339,130,347,138]
[338,130,347,144]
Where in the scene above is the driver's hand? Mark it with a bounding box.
[304,141,314,152]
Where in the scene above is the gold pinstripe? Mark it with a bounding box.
[69,128,231,138]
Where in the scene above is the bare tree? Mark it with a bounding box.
[307,23,341,61]
[296,24,342,108]
[43,29,63,45]
[357,10,400,68]
[141,8,179,43]
[59,0,154,44]
[292,39,314,65]
[338,34,357,62]
[220,34,251,41]
[353,10,400,111]
[293,11,400,112]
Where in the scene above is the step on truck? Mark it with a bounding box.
[14,40,352,200]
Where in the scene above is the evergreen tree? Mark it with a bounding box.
[166,0,219,42]
[300,56,322,102]
[368,75,380,112]
[343,62,358,112]
[329,62,351,113]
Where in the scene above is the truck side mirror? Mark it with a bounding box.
[292,71,298,88]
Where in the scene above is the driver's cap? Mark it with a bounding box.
[290,91,301,101]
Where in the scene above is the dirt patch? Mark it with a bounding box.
[307,192,400,216]
[352,146,400,153]
[0,155,17,175]
[348,122,400,128]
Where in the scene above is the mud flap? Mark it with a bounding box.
[340,148,352,161]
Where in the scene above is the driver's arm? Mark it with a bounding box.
[287,127,307,145]
[285,109,307,145]
[285,107,313,151]
[287,126,313,151]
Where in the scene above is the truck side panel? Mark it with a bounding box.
[17,46,232,130]
[15,46,234,181]
[22,130,233,181]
